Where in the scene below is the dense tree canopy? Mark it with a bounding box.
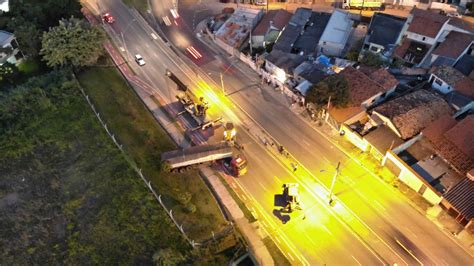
[40,17,105,68]
[306,75,350,108]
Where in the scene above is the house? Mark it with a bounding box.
[440,171,474,228]
[326,66,390,128]
[429,65,474,99]
[273,8,313,53]
[372,90,452,140]
[272,8,331,56]
[428,31,474,67]
[214,7,264,55]
[361,13,406,58]
[394,9,449,66]
[0,30,19,65]
[358,66,400,92]
[423,114,474,175]
[264,49,305,87]
[293,60,329,96]
[251,9,292,48]
[318,9,353,57]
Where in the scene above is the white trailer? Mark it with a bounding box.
[342,0,382,9]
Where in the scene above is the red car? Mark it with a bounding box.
[102,13,115,24]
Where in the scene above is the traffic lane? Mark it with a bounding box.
[236,129,383,264]
[159,19,215,66]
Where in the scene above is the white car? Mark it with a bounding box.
[134,54,146,66]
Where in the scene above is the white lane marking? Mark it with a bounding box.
[274,237,281,244]
[231,182,237,189]
[287,252,295,261]
[302,139,311,147]
[352,255,362,266]
[321,224,333,236]
[151,33,158,40]
[162,16,171,26]
[373,199,386,211]
[240,193,247,201]
[261,220,268,227]
[404,226,418,238]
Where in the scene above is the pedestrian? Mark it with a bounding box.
[292,163,298,172]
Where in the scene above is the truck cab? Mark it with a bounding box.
[224,154,248,177]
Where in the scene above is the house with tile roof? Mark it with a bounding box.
[423,115,474,175]
[361,13,406,58]
[440,171,474,228]
[358,66,399,92]
[251,9,292,48]
[273,8,313,54]
[429,65,474,99]
[454,49,474,77]
[372,89,452,140]
[428,31,474,67]
[326,66,392,127]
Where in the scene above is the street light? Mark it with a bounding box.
[121,19,137,62]
[219,59,239,95]
[320,161,341,206]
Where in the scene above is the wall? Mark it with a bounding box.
[406,31,437,46]
[372,111,402,139]
[341,124,370,152]
[430,74,452,94]
[319,41,345,57]
[422,187,442,205]
[251,35,264,48]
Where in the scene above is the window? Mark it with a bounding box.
[434,78,443,86]
[370,46,379,52]
[422,37,426,41]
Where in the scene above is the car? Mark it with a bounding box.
[134,54,146,66]
[102,12,115,24]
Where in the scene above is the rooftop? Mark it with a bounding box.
[448,17,474,33]
[423,115,474,174]
[215,8,263,48]
[432,31,474,60]
[394,38,431,64]
[266,49,305,73]
[319,9,353,45]
[431,65,466,85]
[367,13,406,48]
[373,90,452,139]
[454,54,474,76]
[340,66,387,106]
[292,12,331,55]
[358,66,399,90]
[365,125,404,154]
[273,8,312,53]
[0,30,13,46]
[252,9,292,36]
[443,177,474,221]
[407,8,448,38]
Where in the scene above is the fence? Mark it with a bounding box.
[78,86,200,247]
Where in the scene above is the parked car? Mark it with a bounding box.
[134,54,146,66]
[102,12,115,24]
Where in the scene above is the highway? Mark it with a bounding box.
[90,0,473,264]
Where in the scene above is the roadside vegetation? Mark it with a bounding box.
[1,0,243,264]
[123,0,150,13]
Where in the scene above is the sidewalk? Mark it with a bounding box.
[200,167,274,266]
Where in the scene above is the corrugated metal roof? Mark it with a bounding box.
[443,177,474,220]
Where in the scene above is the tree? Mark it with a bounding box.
[306,75,350,109]
[8,17,41,57]
[40,17,105,68]
[152,248,185,266]
[360,51,384,67]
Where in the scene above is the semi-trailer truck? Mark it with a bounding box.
[161,142,248,176]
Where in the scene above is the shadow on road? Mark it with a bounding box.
[273,209,291,224]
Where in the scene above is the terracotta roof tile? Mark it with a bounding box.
[454,77,474,99]
[340,67,386,106]
[425,116,474,174]
[408,9,449,38]
[431,65,465,85]
[373,90,452,139]
[432,31,474,59]
[448,17,474,33]
[252,9,292,36]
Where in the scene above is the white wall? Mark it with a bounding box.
[406,31,437,46]
[430,74,453,94]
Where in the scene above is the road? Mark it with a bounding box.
[92,0,472,264]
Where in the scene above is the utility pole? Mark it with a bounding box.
[328,162,340,205]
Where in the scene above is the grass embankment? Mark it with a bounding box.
[76,67,229,241]
[0,71,188,264]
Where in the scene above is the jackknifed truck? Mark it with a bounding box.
[161,142,248,176]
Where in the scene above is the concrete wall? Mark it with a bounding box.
[406,31,437,46]
[341,124,370,152]
[372,111,402,139]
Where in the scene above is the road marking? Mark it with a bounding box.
[395,238,423,265]
[119,47,125,52]
[404,226,418,238]
[151,33,158,40]
[162,16,171,26]
[231,182,237,189]
[287,252,295,261]
[351,255,362,266]
[261,220,268,228]
[373,199,386,211]
[274,237,281,244]
[302,139,311,147]
[321,224,333,236]
[240,193,247,201]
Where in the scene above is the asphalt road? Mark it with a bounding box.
[92,0,472,264]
